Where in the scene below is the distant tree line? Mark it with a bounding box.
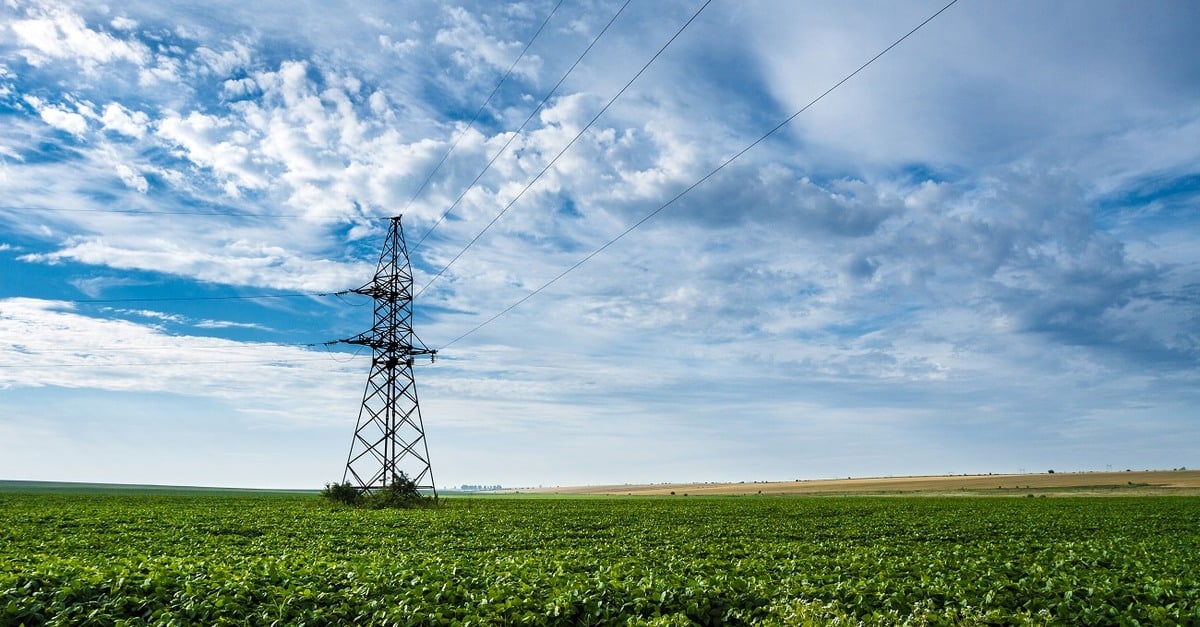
[460,484,503,492]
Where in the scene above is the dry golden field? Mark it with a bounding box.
[517,469,1200,497]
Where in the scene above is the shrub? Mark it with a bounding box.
[321,481,362,506]
[321,474,434,508]
[364,472,433,509]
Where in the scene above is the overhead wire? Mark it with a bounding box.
[415,0,711,297]
[402,0,565,234]
[13,342,321,353]
[437,0,962,350]
[411,0,634,252]
[3,4,591,372]
[0,356,359,369]
[5,1,959,367]
[7,207,313,218]
[320,342,367,363]
[0,339,371,369]
[62,290,354,304]
[3,3,569,314]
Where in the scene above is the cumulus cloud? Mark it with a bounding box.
[192,41,252,76]
[220,77,257,99]
[23,95,88,136]
[156,110,269,193]
[378,34,418,56]
[9,4,148,72]
[109,16,138,31]
[99,102,150,138]
[435,6,541,81]
[113,163,149,193]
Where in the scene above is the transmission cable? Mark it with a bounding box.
[7,206,312,218]
[401,0,564,229]
[16,342,320,353]
[0,356,356,370]
[0,342,371,368]
[437,0,961,350]
[416,0,711,297]
[411,0,633,252]
[60,290,353,304]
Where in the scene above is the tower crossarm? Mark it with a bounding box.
[349,285,411,301]
[337,334,437,359]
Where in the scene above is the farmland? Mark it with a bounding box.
[3,490,1199,625]
[521,469,1200,497]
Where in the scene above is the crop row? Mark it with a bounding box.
[3,494,1198,624]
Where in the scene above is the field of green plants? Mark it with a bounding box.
[3,490,1198,625]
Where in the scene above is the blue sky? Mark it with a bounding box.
[1,0,1197,489]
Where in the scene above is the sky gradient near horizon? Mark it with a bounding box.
[1,0,1197,489]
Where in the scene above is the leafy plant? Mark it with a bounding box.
[363,472,433,509]
[322,472,433,509]
[3,491,1198,624]
[320,480,361,506]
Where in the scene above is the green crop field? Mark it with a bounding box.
[2,490,1198,625]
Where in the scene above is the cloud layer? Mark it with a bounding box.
[0,0,1197,488]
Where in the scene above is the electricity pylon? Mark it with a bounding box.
[337,215,438,498]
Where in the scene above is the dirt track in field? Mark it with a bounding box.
[513,469,1200,496]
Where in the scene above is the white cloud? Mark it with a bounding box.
[114,163,148,193]
[192,41,252,76]
[10,5,148,72]
[21,232,370,292]
[156,110,268,192]
[114,308,187,324]
[378,34,417,55]
[0,297,358,424]
[221,77,258,99]
[102,307,274,333]
[138,52,183,85]
[99,102,150,138]
[110,15,137,31]
[67,276,142,298]
[194,319,273,331]
[1,0,1196,487]
[23,95,88,136]
[435,6,541,81]
[0,63,11,98]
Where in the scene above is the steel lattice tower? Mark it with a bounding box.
[339,215,438,497]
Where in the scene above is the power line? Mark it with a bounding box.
[411,0,633,252]
[416,0,711,297]
[18,342,321,353]
[438,0,961,350]
[0,342,370,368]
[56,290,353,304]
[0,345,442,370]
[401,0,564,227]
[0,355,359,370]
[4,207,312,218]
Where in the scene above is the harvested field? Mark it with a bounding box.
[517,469,1200,496]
